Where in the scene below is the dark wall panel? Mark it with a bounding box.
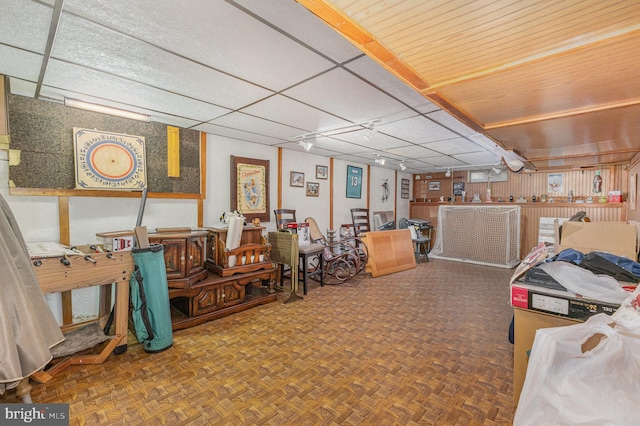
[8,94,200,194]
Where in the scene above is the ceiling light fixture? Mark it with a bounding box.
[298,138,313,152]
[363,122,378,143]
[64,98,150,122]
[374,155,386,166]
[445,168,451,177]
[399,161,407,171]
[289,119,380,142]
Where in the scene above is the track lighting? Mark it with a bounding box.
[492,166,502,175]
[374,155,386,166]
[64,98,150,122]
[399,161,407,171]
[299,139,313,152]
[363,122,377,143]
[289,119,380,142]
[445,168,451,177]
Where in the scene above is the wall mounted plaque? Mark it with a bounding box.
[73,128,147,190]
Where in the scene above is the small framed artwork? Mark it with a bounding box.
[346,165,363,199]
[453,182,465,196]
[290,171,304,187]
[316,165,328,180]
[401,178,410,199]
[306,182,319,197]
[429,181,440,191]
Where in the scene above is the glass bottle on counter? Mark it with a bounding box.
[568,190,573,203]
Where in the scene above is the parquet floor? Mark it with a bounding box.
[1,259,516,425]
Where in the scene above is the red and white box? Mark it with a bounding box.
[607,191,622,203]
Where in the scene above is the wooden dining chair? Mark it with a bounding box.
[274,209,297,230]
[350,208,371,236]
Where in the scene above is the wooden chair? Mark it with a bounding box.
[274,209,297,230]
[350,208,371,236]
[273,209,324,294]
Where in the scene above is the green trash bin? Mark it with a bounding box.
[130,244,173,353]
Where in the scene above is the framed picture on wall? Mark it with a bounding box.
[306,182,319,197]
[346,165,363,199]
[429,181,440,191]
[453,182,464,196]
[290,171,304,187]
[230,155,270,222]
[316,165,328,180]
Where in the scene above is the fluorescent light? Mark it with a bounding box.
[64,98,150,122]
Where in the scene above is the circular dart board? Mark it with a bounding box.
[73,128,147,190]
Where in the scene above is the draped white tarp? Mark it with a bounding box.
[0,193,64,394]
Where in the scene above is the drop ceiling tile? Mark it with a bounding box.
[345,56,440,114]
[278,141,342,157]
[233,0,362,63]
[0,46,43,82]
[425,110,477,137]
[193,123,284,146]
[377,115,458,143]
[283,68,408,122]
[421,137,485,155]
[241,95,351,132]
[208,112,303,139]
[331,130,409,151]
[0,0,52,53]
[383,144,442,158]
[424,155,468,168]
[310,137,374,155]
[454,151,502,166]
[43,60,232,122]
[7,78,37,98]
[53,13,273,110]
[332,154,372,165]
[63,0,335,91]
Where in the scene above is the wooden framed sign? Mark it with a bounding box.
[230,155,270,222]
[73,128,146,190]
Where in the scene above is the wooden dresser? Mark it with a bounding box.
[146,227,276,330]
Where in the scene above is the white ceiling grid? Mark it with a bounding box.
[0,0,508,173]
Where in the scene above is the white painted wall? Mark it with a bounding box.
[1,132,411,323]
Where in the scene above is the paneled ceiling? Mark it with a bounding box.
[1,0,638,174]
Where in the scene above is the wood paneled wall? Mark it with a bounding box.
[414,166,628,203]
[411,165,630,259]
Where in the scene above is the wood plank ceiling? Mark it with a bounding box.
[299,0,640,170]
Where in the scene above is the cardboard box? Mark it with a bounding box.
[96,230,134,252]
[511,282,619,321]
[608,190,622,203]
[557,221,638,260]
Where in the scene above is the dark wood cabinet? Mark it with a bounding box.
[148,230,208,288]
[168,269,276,330]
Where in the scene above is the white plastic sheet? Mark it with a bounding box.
[514,313,640,425]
